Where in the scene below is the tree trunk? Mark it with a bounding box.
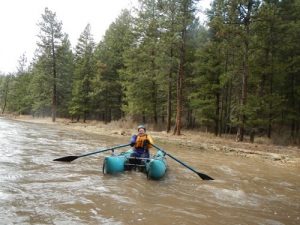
[152,81,158,124]
[83,112,87,123]
[167,75,172,132]
[268,51,274,138]
[173,31,185,136]
[219,91,224,136]
[1,77,10,114]
[173,0,190,136]
[187,109,193,129]
[166,48,173,133]
[223,50,232,135]
[289,71,295,139]
[150,48,158,124]
[250,128,255,143]
[142,113,146,124]
[51,32,57,123]
[215,93,220,136]
[236,1,252,141]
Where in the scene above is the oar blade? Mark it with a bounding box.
[198,172,214,180]
[53,144,131,163]
[53,155,78,162]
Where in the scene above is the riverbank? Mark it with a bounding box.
[3,115,300,165]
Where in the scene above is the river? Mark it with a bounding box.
[0,118,299,225]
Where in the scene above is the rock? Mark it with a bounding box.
[269,153,282,161]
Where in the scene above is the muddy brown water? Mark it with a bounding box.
[0,118,299,225]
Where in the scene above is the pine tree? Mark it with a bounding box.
[7,54,33,114]
[172,0,199,135]
[30,55,52,116]
[36,8,64,122]
[70,24,96,122]
[121,0,163,124]
[0,75,11,114]
[94,10,134,122]
[56,36,74,117]
[277,0,300,142]
[158,0,181,132]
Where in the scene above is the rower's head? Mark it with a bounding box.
[137,124,146,134]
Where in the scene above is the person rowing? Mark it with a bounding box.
[129,125,154,167]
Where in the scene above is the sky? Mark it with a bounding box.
[0,0,212,74]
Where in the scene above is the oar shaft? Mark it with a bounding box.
[53,143,131,162]
[151,143,213,180]
[79,143,130,158]
[164,152,199,174]
[152,144,198,173]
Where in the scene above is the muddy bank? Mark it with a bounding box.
[4,115,300,165]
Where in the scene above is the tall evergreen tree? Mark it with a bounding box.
[94,9,134,122]
[56,36,74,117]
[173,0,199,135]
[30,55,52,116]
[0,75,11,114]
[7,54,33,114]
[121,0,163,124]
[157,0,181,132]
[70,24,96,122]
[277,0,300,142]
[249,0,283,139]
[36,8,64,122]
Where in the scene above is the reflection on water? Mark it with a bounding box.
[0,118,299,225]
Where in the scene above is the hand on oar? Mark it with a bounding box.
[151,143,214,180]
[53,143,131,162]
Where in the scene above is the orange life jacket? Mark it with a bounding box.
[134,134,150,149]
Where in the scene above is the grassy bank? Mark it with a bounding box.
[3,114,300,165]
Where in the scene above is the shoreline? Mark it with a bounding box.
[3,115,300,165]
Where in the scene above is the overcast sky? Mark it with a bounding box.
[0,0,211,74]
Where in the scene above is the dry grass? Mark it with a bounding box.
[109,118,137,130]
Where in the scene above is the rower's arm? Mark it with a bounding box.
[147,135,154,147]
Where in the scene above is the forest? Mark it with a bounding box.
[0,0,299,145]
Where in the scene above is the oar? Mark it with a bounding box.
[53,143,131,162]
[151,143,214,180]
